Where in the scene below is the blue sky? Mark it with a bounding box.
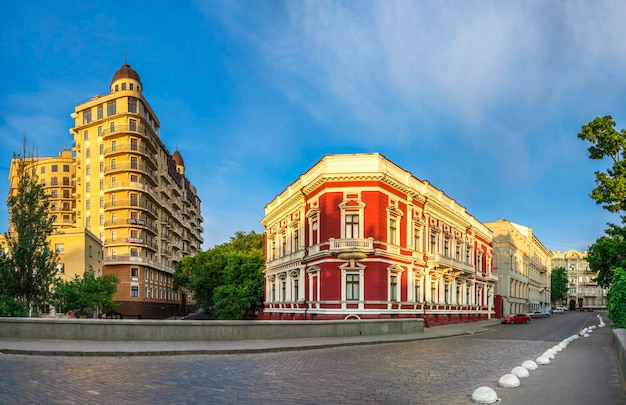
[1,0,624,252]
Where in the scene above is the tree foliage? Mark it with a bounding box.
[174,231,264,320]
[550,267,569,304]
[607,267,626,329]
[578,115,626,214]
[0,139,58,315]
[586,223,626,288]
[55,269,119,317]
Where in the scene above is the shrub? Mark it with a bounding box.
[608,267,626,328]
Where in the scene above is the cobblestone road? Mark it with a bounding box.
[0,335,553,405]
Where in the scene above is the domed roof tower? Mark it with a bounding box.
[110,63,143,93]
[173,150,185,175]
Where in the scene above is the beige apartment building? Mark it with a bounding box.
[4,151,103,283]
[4,64,203,319]
[68,63,203,318]
[551,250,606,310]
[485,219,551,316]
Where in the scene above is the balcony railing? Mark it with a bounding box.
[329,237,374,260]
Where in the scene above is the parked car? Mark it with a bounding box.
[553,307,564,314]
[540,309,551,317]
[502,313,531,324]
[531,310,547,319]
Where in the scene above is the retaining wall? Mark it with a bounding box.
[0,317,424,341]
[613,329,626,386]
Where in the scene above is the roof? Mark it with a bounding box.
[111,64,142,86]
[172,150,184,167]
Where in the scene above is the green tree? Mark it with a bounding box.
[578,116,626,290]
[174,231,264,320]
[550,266,569,305]
[54,269,119,317]
[578,115,626,214]
[586,223,626,288]
[0,140,58,316]
[607,267,626,328]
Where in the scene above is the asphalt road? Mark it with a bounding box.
[0,311,623,405]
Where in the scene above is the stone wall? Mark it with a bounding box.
[0,317,424,341]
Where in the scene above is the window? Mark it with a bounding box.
[86,200,90,210]
[130,248,139,257]
[130,138,138,151]
[40,166,46,174]
[414,278,421,302]
[430,233,437,253]
[99,179,104,189]
[131,267,139,279]
[111,230,117,241]
[51,177,58,186]
[345,214,359,238]
[40,178,46,186]
[389,274,398,301]
[63,189,69,198]
[52,165,58,172]
[55,243,65,254]
[86,148,90,158]
[107,101,116,116]
[130,193,138,206]
[389,218,397,245]
[444,239,449,257]
[97,104,103,120]
[83,109,92,124]
[85,182,90,192]
[130,156,138,169]
[86,216,91,227]
[128,98,137,113]
[100,162,104,172]
[86,165,90,175]
[130,83,134,91]
[121,83,126,90]
[129,118,137,131]
[293,278,299,301]
[63,177,70,186]
[99,197,104,208]
[456,243,461,261]
[89,245,93,257]
[346,274,360,300]
[130,285,139,297]
[56,263,65,274]
[414,227,421,251]
[99,214,104,225]
[83,130,89,140]
[99,143,104,154]
[51,190,58,198]
[130,174,138,183]
[281,280,286,302]
[110,158,116,169]
[444,282,449,304]
[109,122,115,133]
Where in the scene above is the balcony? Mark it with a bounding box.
[329,237,374,260]
[429,253,475,275]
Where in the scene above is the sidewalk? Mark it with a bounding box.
[0,318,502,356]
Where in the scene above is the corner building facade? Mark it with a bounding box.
[70,64,203,318]
[261,153,496,324]
[484,219,551,317]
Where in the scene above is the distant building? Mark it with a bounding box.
[4,150,103,283]
[261,153,497,324]
[4,64,204,319]
[484,219,551,316]
[551,250,606,310]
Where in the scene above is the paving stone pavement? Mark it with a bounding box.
[0,319,623,404]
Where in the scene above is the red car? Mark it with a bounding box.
[502,313,531,324]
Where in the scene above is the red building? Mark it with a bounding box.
[261,153,496,325]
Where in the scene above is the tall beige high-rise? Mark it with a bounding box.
[68,63,203,318]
